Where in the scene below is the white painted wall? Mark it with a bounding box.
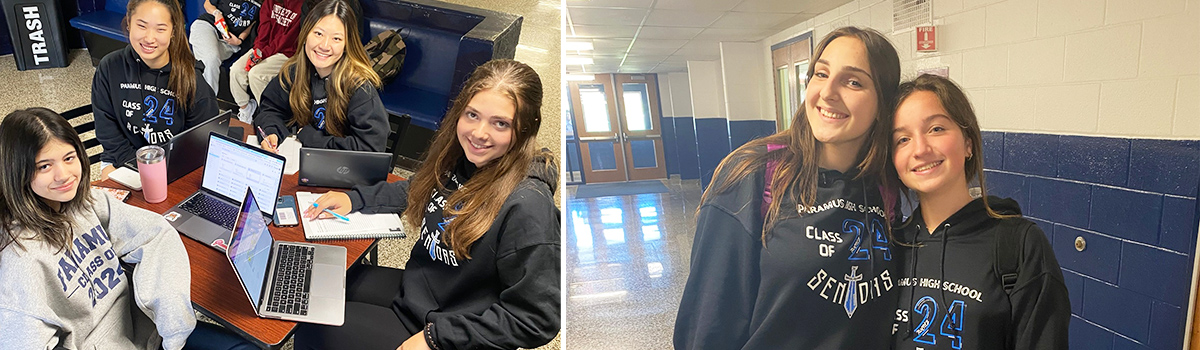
[660,74,675,117]
[687,61,725,119]
[667,72,693,117]
[720,41,771,121]
[759,0,1200,138]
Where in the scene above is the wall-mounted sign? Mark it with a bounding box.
[917,25,937,52]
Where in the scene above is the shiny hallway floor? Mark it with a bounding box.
[565,180,704,350]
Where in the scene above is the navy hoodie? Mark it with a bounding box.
[92,46,219,166]
[254,68,387,152]
[674,157,899,349]
[344,157,561,349]
[891,196,1070,350]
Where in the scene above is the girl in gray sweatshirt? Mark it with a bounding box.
[0,108,196,350]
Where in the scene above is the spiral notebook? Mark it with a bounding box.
[296,192,406,240]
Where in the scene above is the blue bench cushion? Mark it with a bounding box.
[69,10,127,42]
[378,84,450,130]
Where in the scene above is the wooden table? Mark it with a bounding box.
[96,120,399,348]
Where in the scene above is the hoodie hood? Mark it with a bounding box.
[904,195,1020,243]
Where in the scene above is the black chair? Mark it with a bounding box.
[387,113,412,169]
[60,105,102,165]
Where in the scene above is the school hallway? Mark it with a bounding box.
[565,177,704,350]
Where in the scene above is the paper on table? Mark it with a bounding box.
[295,191,404,239]
[246,134,300,175]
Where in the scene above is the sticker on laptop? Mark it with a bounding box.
[212,238,229,251]
[164,212,181,222]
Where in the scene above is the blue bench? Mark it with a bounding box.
[360,0,521,168]
[69,0,206,64]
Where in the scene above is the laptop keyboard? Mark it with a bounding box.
[266,244,315,316]
[178,193,239,230]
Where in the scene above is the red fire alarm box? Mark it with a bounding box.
[917,25,936,52]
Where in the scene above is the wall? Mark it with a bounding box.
[688,60,730,187]
[721,41,777,152]
[762,0,1200,348]
[666,72,699,180]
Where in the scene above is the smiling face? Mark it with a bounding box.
[457,88,516,167]
[804,36,879,153]
[306,15,347,78]
[30,139,82,210]
[127,1,172,69]
[892,90,972,198]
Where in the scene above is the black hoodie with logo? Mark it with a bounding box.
[92,46,219,166]
[254,69,388,152]
[344,157,561,350]
[674,163,899,350]
[891,196,1070,350]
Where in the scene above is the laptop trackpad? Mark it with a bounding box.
[179,216,229,250]
[310,264,345,299]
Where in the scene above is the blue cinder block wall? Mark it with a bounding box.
[674,116,700,180]
[981,131,1199,350]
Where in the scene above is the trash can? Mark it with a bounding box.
[3,0,68,70]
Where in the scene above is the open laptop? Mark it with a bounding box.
[226,187,346,325]
[122,110,232,183]
[297,148,392,188]
[163,131,286,252]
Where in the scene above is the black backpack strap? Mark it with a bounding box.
[994,222,1026,295]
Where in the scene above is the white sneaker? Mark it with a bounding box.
[237,99,258,123]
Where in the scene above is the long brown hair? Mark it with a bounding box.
[123,0,198,108]
[281,0,381,137]
[405,59,551,259]
[699,26,902,245]
[885,74,1014,220]
[0,108,95,253]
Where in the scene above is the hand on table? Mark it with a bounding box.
[100,165,116,181]
[398,332,432,350]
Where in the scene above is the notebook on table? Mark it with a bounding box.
[295,191,405,240]
[226,187,346,326]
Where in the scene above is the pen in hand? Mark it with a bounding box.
[256,126,278,149]
[312,202,350,222]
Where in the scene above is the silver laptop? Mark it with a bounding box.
[226,187,346,326]
[123,110,232,183]
[163,131,285,252]
[297,148,392,188]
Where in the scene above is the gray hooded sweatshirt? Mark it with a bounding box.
[0,189,196,349]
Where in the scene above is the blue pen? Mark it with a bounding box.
[313,202,350,222]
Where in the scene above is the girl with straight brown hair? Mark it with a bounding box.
[674,26,903,349]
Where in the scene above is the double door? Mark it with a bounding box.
[568,74,667,183]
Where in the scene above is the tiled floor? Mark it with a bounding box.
[565,179,704,350]
[0,0,560,348]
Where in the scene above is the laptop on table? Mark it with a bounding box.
[298,148,392,188]
[227,187,346,326]
[123,110,232,183]
[164,131,285,251]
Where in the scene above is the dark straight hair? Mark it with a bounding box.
[0,108,95,253]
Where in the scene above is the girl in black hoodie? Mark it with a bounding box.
[92,0,218,181]
[292,59,559,350]
[253,0,386,153]
[887,74,1070,349]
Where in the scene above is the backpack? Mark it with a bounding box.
[364,29,407,85]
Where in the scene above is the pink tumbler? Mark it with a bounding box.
[136,145,168,203]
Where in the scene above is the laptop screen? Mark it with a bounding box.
[201,133,285,216]
[228,188,274,308]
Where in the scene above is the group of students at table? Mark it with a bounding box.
[0,0,560,349]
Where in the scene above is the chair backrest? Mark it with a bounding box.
[60,105,102,165]
[386,113,411,155]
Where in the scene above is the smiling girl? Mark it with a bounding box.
[293,59,559,350]
[887,74,1069,349]
[92,0,219,181]
[253,0,385,153]
[673,27,903,349]
[0,108,196,349]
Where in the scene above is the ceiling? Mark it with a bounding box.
[564,0,856,74]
